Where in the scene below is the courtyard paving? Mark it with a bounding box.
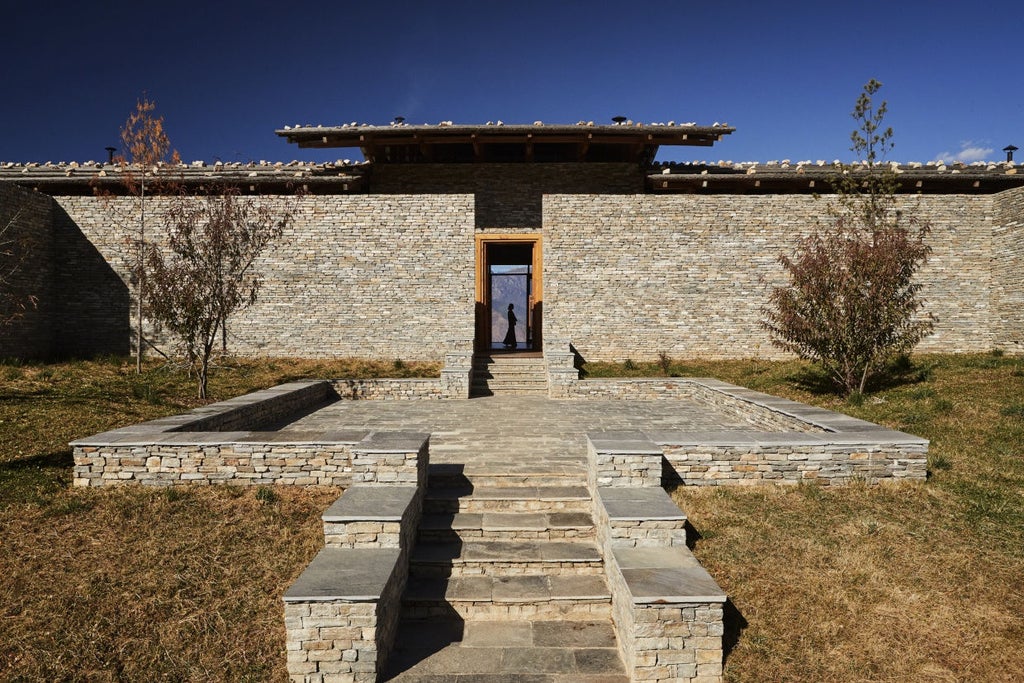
[273,395,755,476]
[276,395,747,681]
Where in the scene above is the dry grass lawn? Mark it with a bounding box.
[2,353,1022,681]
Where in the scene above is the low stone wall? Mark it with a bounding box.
[72,432,429,488]
[332,378,446,400]
[660,432,927,486]
[603,542,725,681]
[322,486,422,550]
[287,485,424,681]
[177,381,334,431]
[284,547,407,683]
[588,427,928,488]
[588,432,664,488]
[593,487,688,548]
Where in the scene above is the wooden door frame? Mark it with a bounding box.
[475,233,543,352]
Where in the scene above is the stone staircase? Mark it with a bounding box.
[471,354,549,396]
[383,464,629,681]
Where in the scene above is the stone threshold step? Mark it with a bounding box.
[384,619,627,682]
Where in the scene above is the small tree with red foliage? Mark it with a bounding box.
[762,80,935,395]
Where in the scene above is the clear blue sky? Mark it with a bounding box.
[3,0,1020,165]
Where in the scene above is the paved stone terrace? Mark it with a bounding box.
[276,396,746,681]
[272,396,755,473]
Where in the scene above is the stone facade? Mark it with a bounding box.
[993,186,1024,354]
[544,193,1007,361]
[0,185,53,358]
[2,170,1023,361]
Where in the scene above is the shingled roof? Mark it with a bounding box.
[275,121,735,164]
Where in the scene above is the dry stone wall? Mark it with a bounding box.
[0,185,53,358]
[54,194,476,360]
[372,163,643,229]
[544,193,1005,361]
[993,186,1024,353]
[4,182,1019,361]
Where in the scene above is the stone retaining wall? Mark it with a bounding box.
[70,380,431,488]
[0,185,53,359]
[71,435,428,488]
[660,436,927,486]
[284,548,407,683]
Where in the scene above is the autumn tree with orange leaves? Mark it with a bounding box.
[107,96,181,373]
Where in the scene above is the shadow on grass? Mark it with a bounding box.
[785,355,934,397]
[0,450,74,506]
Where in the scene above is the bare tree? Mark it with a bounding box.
[0,210,38,326]
[762,80,935,396]
[144,187,290,399]
[96,96,180,373]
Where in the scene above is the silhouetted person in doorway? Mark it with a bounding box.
[502,303,518,349]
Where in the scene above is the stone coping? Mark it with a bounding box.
[588,427,927,465]
[611,546,726,604]
[646,428,927,448]
[70,380,333,445]
[597,487,687,522]
[323,486,418,523]
[690,378,889,433]
[283,547,400,602]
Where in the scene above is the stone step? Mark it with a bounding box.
[401,574,612,620]
[384,618,628,682]
[409,539,604,577]
[419,511,595,542]
[423,484,591,513]
[428,463,588,488]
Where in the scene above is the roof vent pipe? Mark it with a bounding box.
[105,147,116,164]
[1004,145,1018,163]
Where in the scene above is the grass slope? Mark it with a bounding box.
[1,354,1022,681]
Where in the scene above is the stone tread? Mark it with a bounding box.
[411,539,602,565]
[420,511,594,532]
[384,619,627,682]
[404,573,611,603]
[426,485,590,502]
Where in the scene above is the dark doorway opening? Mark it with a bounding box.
[475,236,542,353]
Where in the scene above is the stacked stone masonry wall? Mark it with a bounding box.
[54,194,476,360]
[72,441,428,488]
[284,583,404,682]
[372,163,644,229]
[11,184,1019,361]
[0,185,53,358]
[993,187,1024,353]
[544,193,1012,361]
[661,442,928,486]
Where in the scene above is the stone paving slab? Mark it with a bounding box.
[384,620,628,682]
[611,546,726,604]
[322,485,418,522]
[283,547,399,602]
[597,487,687,521]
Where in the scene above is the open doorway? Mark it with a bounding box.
[475,235,542,353]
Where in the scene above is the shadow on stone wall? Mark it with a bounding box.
[51,204,129,358]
